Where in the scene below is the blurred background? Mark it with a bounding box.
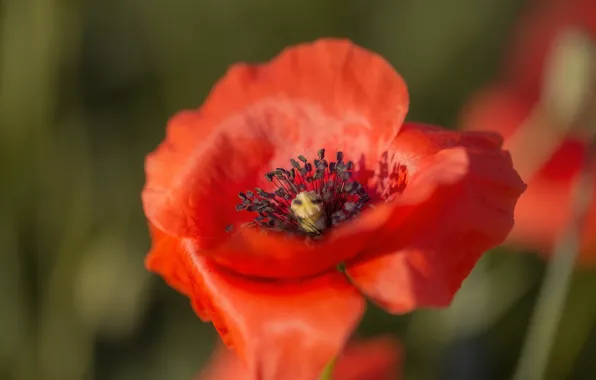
[2,0,596,379]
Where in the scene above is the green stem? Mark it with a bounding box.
[318,357,337,380]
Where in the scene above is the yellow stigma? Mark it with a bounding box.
[290,191,326,233]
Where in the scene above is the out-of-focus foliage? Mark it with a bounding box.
[1,0,595,379]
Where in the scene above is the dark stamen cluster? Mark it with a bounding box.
[235,149,370,236]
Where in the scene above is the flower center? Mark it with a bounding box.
[235,149,370,236]
[290,191,325,233]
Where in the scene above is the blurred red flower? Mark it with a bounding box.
[460,0,596,264]
[143,39,525,379]
[197,337,402,380]
[505,0,596,100]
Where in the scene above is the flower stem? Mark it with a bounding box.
[318,357,337,380]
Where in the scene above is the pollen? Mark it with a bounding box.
[290,191,326,233]
[235,149,370,237]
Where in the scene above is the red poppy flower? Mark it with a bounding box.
[143,39,525,379]
[197,336,402,380]
[460,0,596,264]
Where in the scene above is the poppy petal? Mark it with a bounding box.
[346,123,526,313]
[178,236,366,380]
[202,198,396,278]
[146,223,212,320]
[197,337,402,380]
[332,336,402,380]
[146,222,191,297]
[142,39,408,247]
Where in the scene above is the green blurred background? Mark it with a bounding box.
[2,0,596,379]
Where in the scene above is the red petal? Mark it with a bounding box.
[142,39,408,246]
[461,86,596,265]
[146,222,191,297]
[202,200,396,278]
[197,337,402,380]
[346,123,526,313]
[177,236,365,380]
[145,223,212,320]
[332,336,402,380]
